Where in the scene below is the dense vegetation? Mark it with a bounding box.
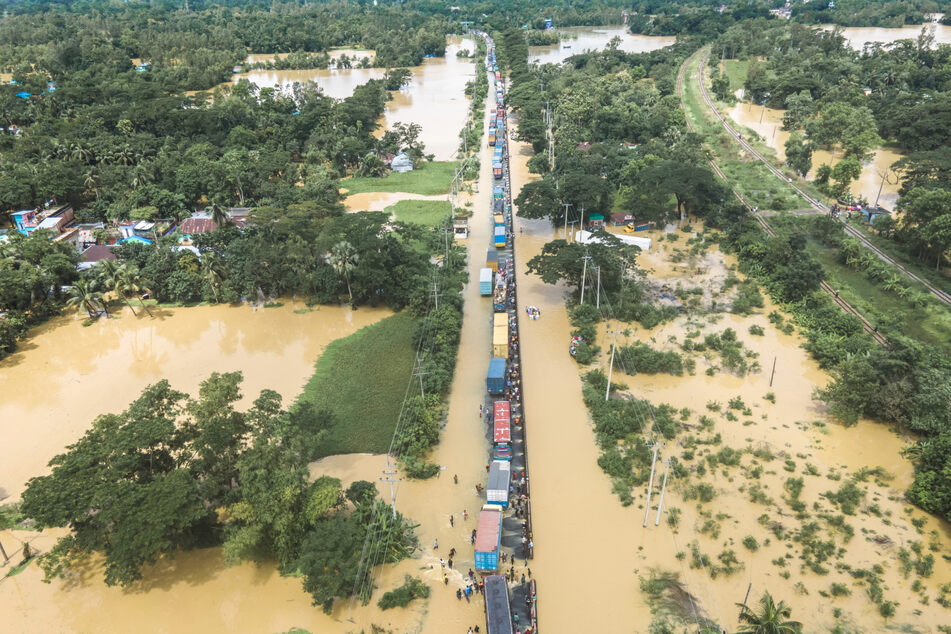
[20,372,418,611]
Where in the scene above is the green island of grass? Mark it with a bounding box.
[342,161,457,196]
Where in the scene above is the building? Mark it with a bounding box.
[77,245,116,271]
[9,205,73,235]
[177,208,249,242]
[391,152,414,173]
[587,213,606,230]
[610,212,634,226]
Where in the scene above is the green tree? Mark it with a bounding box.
[784,132,813,178]
[329,240,359,303]
[514,179,560,222]
[736,591,802,633]
[66,280,105,319]
[782,91,814,131]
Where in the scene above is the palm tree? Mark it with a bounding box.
[116,264,154,317]
[201,254,226,303]
[66,280,106,320]
[736,592,802,634]
[209,198,230,229]
[329,240,359,303]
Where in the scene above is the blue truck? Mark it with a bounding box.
[494,226,506,248]
[486,357,506,394]
[474,504,504,573]
[479,268,493,296]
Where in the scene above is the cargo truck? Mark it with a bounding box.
[492,324,508,358]
[492,398,512,460]
[493,187,503,200]
[485,249,498,272]
[486,357,506,394]
[493,161,502,179]
[474,504,504,573]
[487,460,511,508]
[493,282,507,312]
[493,198,504,214]
[484,575,514,634]
[488,127,496,146]
[494,226,506,248]
[479,268,493,296]
[494,313,508,329]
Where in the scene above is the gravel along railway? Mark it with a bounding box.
[676,48,889,346]
[693,48,951,308]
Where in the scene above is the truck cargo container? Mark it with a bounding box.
[474,504,504,572]
[479,268,493,296]
[494,313,508,329]
[488,127,496,146]
[493,213,505,227]
[485,249,498,272]
[492,324,508,358]
[493,198,504,214]
[493,401,511,443]
[487,460,511,508]
[493,161,502,179]
[486,358,506,394]
[494,226,506,248]
[493,187,503,200]
[484,575,514,634]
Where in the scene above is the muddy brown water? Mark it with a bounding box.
[528,26,674,65]
[822,20,951,50]
[0,302,390,504]
[726,98,903,209]
[220,36,475,161]
[344,192,449,212]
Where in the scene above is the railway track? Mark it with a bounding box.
[693,49,951,308]
[676,48,888,346]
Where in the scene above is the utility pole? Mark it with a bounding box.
[0,536,9,564]
[643,442,659,528]
[431,276,440,311]
[595,265,601,310]
[580,253,592,305]
[769,356,777,387]
[381,456,401,519]
[566,220,578,243]
[562,203,572,241]
[605,329,617,401]
[655,459,671,526]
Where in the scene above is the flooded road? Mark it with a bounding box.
[0,302,388,502]
[227,36,475,160]
[726,97,903,208]
[528,25,674,64]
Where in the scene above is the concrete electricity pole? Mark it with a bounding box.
[643,442,659,528]
[580,253,592,305]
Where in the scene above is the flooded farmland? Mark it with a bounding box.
[528,25,674,64]
[726,98,903,209]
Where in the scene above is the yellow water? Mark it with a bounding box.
[344,192,449,212]
[726,99,903,208]
[822,21,951,50]
[528,25,675,64]
[0,302,388,503]
[224,36,475,160]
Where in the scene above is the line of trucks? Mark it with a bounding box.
[475,31,537,634]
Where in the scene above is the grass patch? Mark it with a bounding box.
[342,161,457,196]
[722,59,748,91]
[299,312,419,457]
[386,199,452,227]
[806,239,951,352]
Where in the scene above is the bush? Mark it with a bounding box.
[742,536,759,551]
[377,575,430,610]
[748,324,765,336]
[615,343,684,375]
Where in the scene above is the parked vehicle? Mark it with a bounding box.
[487,460,511,508]
[486,357,506,394]
[474,504,504,572]
[484,574,514,634]
[479,268,493,296]
[494,226,506,248]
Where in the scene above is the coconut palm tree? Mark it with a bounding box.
[201,254,226,303]
[329,240,359,303]
[66,280,106,320]
[736,592,802,634]
[209,197,230,229]
[116,264,153,317]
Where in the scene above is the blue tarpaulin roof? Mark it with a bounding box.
[15,92,31,99]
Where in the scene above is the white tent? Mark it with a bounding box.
[575,229,650,251]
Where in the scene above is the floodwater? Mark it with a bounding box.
[0,302,389,503]
[223,36,475,160]
[822,21,951,50]
[344,191,448,212]
[599,235,951,631]
[0,68,509,634]
[726,98,903,208]
[245,48,376,65]
[528,25,675,64]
